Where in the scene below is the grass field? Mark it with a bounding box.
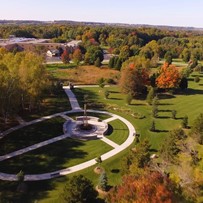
[0,117,65,155]
[0,138,113,174]
[106,119,129,145]
[1,60,203,202]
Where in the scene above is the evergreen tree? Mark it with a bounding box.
[94,57,101,67]
[108,57,114,68]
[98,172,108,191]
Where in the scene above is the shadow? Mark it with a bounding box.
[130,103,146,106]
[159,103,173,106]
[106,124,113,136]
[199,84,203,86]
[183,88,203,95]
[111,169,120,173]
[155,129,169,133]
[158,94,176,99]
[149,149,158,153]
[109,98,122,100]
[109,91,120,93]
[158,109,172,112]
[157,116,170,119]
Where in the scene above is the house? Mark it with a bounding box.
[46,49,60,57]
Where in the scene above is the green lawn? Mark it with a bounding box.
[0,117,65,155]
[106,119,129,145]
[0,138,112,174]
[1,71,203,202]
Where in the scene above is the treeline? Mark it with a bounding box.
[0,48,48,122]
[1,24,203,69]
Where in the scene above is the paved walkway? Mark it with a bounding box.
[0,86,135,181]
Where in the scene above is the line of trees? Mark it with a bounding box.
[0,48,48,123]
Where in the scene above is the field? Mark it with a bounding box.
[46,64,120,84]
[1,61,203,202]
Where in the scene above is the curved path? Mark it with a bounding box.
[0,86,135,181]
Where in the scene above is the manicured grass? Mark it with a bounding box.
[0,138,113,174]
[73,72,203,149]
[106,119,129,145]
[38,144,134,203]
[0,117,65,155]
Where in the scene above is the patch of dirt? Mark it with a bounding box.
[94,166,105,174]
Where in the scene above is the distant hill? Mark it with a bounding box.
[0,19,203,31]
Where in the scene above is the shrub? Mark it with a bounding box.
[146,87,155,105]
[194,76,200,83]
[171,110,177,119]
[150,120,156,132]
[181,115,188,128]
[152,105,158,118]
[104,90,110,99]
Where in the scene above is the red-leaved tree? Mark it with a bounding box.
[156,63,180,89]
[107,172,175,203]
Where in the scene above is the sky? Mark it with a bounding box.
[1,0,203,28]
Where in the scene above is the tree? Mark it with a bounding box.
[61,50,70,64]
[181,115,188,129]
[156,63,181,89]
[119,45,131,62]
[146,87,155,105]
[60,175,97,203]
[179,77,188,90]
[171,110,177,119]
[72,48,82,65]
[161,128,185,162]
[104,90,110,99]
[191,113,203,144]
[94,57,101,67]
[107,172,175,203]
[121,139,151,175]
[98,77,105,88]
[108,57,114,68]
[164,51,173,64]
[120,57,150,97]
[150,120,156,132]
[98,172,108,191]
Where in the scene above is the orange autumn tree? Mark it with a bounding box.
[107,172,176,203]
[156,63,180,89]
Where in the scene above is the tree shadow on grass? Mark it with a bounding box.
[0,138,87,174]
[109,97,122,100]
[159,103,173,106]
[158,109,172,112]
[105,124,113,136]
[157,116,171,119]
[158,94,176,99]
[154,129,169,133]
[176,88,203,96]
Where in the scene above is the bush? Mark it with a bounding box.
[150,120,156,132]
[171,110,177,119]
[181,115,188,128]
[152,105,158,118]
[104,90,110,99]
[194,76,200,83]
